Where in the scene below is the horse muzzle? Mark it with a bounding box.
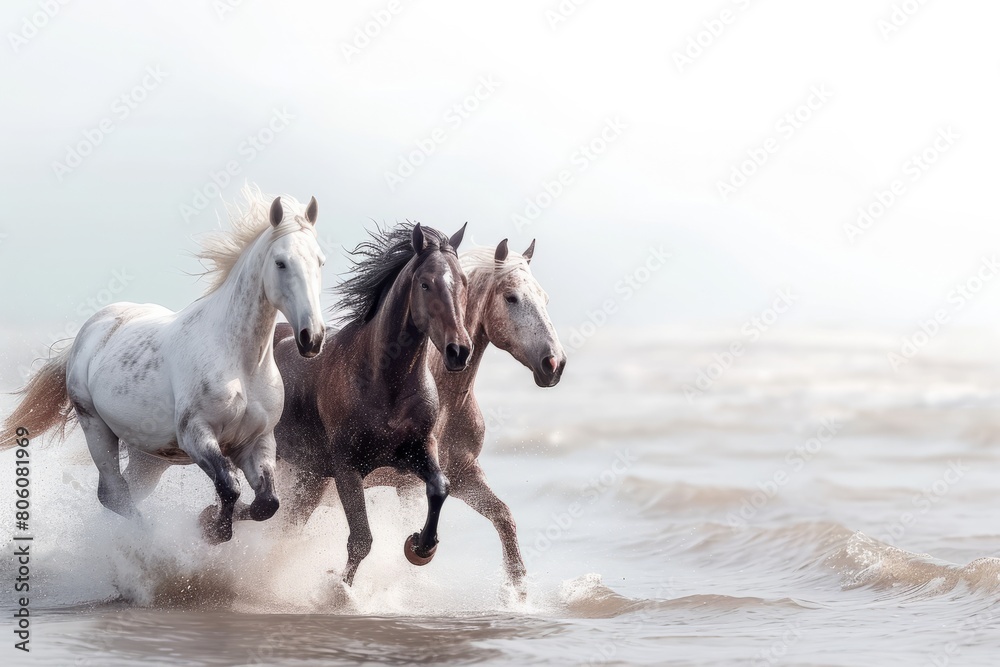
[533,353,566,387]
[296,327,325,358]
[443,342,472,372]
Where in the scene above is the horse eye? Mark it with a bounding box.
[505,294,518,304]
[275,260,286,269]
[421,282,430,291]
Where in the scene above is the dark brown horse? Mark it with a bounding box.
[364,239,566,590]
[284,239,566,590]
[267,222,471,585]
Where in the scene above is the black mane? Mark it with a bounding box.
[333,222,455,324]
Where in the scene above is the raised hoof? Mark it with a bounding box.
[248,493,280,521]
[404,533,437,566]
[198,505,233,545]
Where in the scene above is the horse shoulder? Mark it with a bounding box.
[386,380,440,439]
[245,361,283,424]
[442,395,485,442]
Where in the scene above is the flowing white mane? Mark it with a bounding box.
[460,245,531,279]
[196,184,312,294]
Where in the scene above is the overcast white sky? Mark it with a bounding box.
[1,0,999,339]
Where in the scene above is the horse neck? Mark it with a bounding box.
[364,260,428,387]
[203,233,277,371]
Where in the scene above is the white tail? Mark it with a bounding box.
[0,347,75,449]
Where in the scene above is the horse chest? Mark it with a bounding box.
[337,393,436,471]
[195,376,277,446]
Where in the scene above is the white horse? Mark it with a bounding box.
[1,188,326,543]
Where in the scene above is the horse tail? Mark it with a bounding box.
[0,347,75,450]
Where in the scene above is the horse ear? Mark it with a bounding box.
[450,222,467,250]
[269,197,283,227]
[412,223,425,253]
[305,196,318,225]
[523,239,536,264]
[494,238,509,265]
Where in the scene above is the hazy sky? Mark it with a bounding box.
[2,0,999,339]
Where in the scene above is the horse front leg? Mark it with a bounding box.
[450,461,526,589]
[233,432,280,522]
[182,420,241,544]
[280,458,330,526]
[405,435,449,566]
[333,463,373,586]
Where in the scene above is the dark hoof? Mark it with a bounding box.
[248,493,279,521]
[198,505,233,545]
[404,533,437,566]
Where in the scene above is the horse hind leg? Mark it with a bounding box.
[365,468,422,505]
[76,405,139,519]
[281,462,331,526]
[122,448,172,503]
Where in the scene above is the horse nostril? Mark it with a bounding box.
[445,343,470,368]
[543,355,557,372]
[300,329,311,347]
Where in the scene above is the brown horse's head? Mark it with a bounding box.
[409,223,473,372]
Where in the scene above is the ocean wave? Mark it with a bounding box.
[554,573,812,619]
[826,531,1000,596]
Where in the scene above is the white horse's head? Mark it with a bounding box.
[264,196,326,357]
[475,239,566,387]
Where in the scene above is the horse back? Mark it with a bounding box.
[67,302,178,447]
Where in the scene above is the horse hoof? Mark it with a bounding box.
[500,579,528,605]
[404,533,436,566]
[248,494,279,521]
[198,505,231,545]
